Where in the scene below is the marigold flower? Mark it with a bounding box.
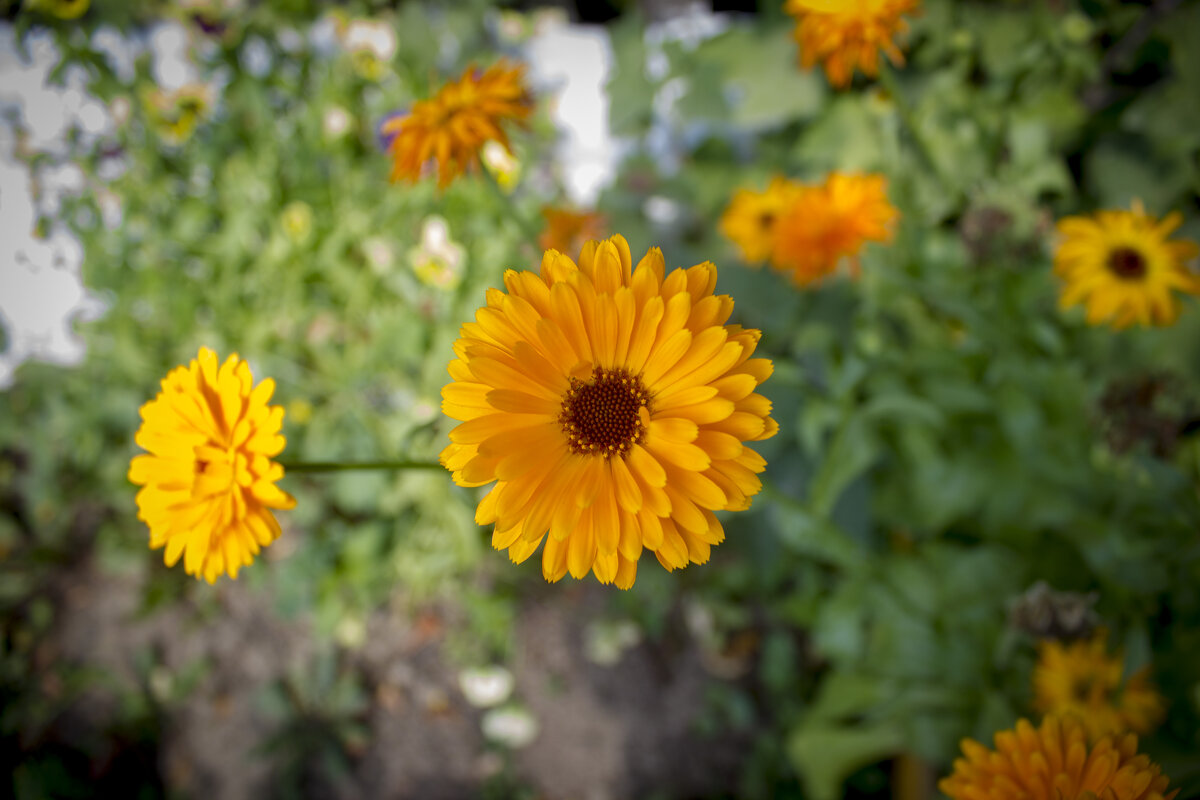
[380,61,534,188]
[129,348,296,583]
[539,207,608,258]
[1054,201,1200,329]
[770,171,897,288]
[1034,631,1165,741]
[785,0,918,88]
[939,716,1177,800]
[440,235,777,589]
[719,177,805,264]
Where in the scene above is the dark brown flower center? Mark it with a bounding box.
[1107,246,1148,280]
[559,367,649,458]
[757,211,776,230]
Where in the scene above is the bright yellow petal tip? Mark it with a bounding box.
[939,715,1177,800]
[441,235,776,589]
[381,61,534,188]
[1054,201,1200,329]
[129,348,295,584]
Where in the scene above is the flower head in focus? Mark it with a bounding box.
[719,177,805,264]
[380,61,534,188]
[142,83,215,146]
[129,348,296,583]
[440,235,777,589]
[1054,201,1200,329]
[785,0,918,88]
[539,207,608,258]
[939,716,1176,800]
[1034,631,1165,741]
[771,171,897,288]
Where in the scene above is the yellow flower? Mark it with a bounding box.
[280,201,314,244]
[1054,201,1200,329]
[770,171,897,288]
[440,235,777,589]
[939,716,1177,800]
[785,0,918,88]
[719,176,806,264]
[129,348,296,583]
[381,61,534,188]
[481,140,522,192]
[539,207,608,258]
[1034,631,1165,741]
[142,84,214,146]
[28,0,90,20]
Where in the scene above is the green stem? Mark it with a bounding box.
[877,64,951,197]
[280,460,443,473]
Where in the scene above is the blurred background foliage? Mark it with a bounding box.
[2,0,1200,798]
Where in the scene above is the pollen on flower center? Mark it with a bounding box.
[1107,246,1148,280]
[559,367,650,458]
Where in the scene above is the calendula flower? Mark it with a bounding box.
[719,176,805,264]
[380,61,534,188]
[129,348,296,583]
[280,201,313,244]
[440,235,777,589]
[939,716,1177,800]
[1034,631,1165,741]
[771,171,897,288]
[539,207,608,258]
[1054,201,1200,329]
[142,84,215,146]
[28,0,89,20]
[785,0,918,88]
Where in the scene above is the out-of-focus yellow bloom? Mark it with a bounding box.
[440,235,777,588]
[719,177,805,264]
[785,0,918,88]
[28,0,90,20]
[940,716,1176,800]
[380,61,534,188]
[409,216,465,290]
[1034,631,1166,741]
[142,84,215,146]
[539,207,608,258]
[1054,200,1200,329]
[770,171,897,288]
[481,140,522,192]
[129,348,296,583]
[281,201,314,244]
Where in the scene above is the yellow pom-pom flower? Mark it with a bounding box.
[380,61,534,188]
[129,348,296,583]
[440,235,777,589]
[785,0,918,88]
[1054,200,1200,329]
[1034,631,1165,741]
[719,177,805,264]
[939,716,1177,800]
[770,172,897,288]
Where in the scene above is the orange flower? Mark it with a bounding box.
[770,172,897,287]
[939,716,1177,800]
[785,0,918,88]
[719,177,806,264]
[381,61,534,187]
[539,207,608,257]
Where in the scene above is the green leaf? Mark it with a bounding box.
[786,721,904,800]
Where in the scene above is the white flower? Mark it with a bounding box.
[458,666,514,708]
[481,706,539,749]
[342,19,397,61]
[408,216,465,290]
[480,140,521,193]
[322,105,353,140]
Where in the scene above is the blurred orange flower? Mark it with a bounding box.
[785,0,918,88]
[539,207,608,257]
